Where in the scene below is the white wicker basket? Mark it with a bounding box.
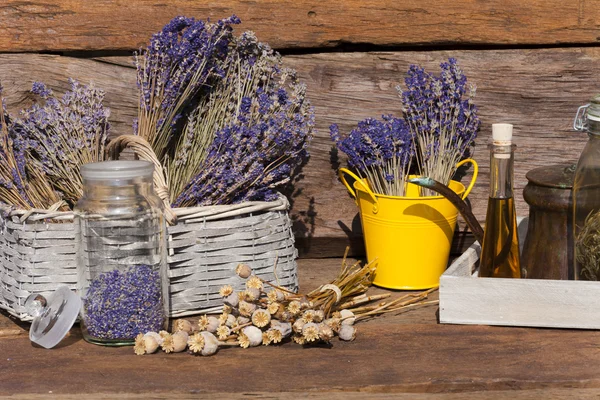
[0,196,298,321]
[0,135,299,321]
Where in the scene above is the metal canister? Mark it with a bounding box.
[521,163,574,280]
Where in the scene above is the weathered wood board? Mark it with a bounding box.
[439,218,600,329]
[1,0,600,52]
[3,258,600,398]
[0,48,595,257]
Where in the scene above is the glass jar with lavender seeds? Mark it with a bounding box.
[74,161,168,346]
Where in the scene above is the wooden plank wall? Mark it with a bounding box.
[0,1,597,257]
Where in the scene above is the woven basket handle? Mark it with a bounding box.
[106,135,177,225]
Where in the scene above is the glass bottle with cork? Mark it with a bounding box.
[573,96,600,281]
[479,123,521,278]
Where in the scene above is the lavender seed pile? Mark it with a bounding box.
[84,264,164,340]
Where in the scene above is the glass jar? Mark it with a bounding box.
[573,96,600,280]
[74,161,168,345]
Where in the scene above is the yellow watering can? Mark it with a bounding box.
[339,158,478,289]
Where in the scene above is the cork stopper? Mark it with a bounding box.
[492,123,513,145]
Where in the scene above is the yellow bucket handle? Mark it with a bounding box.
[456,158,478,200]
[339,158,477,212]
[339,168,380,213]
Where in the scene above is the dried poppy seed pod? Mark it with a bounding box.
[338,324,356,341]
[159,330,170,341]
[242,326,263,347]
[292,319,306,334]
[244,288,260,301]
[200,331,219,356]
[161,333,175,353]
[143,334,160,354]
[313,310,325,323]
[225,314,237,328]
[219,284,234,298]
[267,327,283,344]
[235,263,253,279]
[268,302,281,315]
[287,300,301,316]
[293,334,306,345]
[246,276,263,290]
[144,331,164,345]
[216,325,231,340]
[301,309,315,323]
[282,311,294,322]
[267,289,286,303]
[237,316,250,325]
[239,300,257,317]
[302,322,320,342]
[275,322,292,338]
[324,317,341,333]
[252,308,271,328]
[340,309,356,326]
[134,334,146,355]
[206,316,220,333]
[187,332,205,355]
[224,293,239,308]
[172,331,189,353]
[174,319,194,334]
[318,323,334,342]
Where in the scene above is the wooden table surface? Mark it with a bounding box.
[2,258,600,399]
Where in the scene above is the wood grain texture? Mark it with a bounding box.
[0,49,595,257]
[2,259,600,397]
[1,0,600,52]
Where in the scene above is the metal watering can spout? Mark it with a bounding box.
[408,177,484,244]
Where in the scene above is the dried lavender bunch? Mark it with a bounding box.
[13,80,110,206]
[0,84,62,210]
[330,115,414,196]
[172,32,314,206]
[398,58,479,195]
[135,15,240,162]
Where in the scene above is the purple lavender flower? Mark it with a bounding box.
[330,115,414,196]
[135,15,240,161]
[170,31,314,206]
[398,58,479,187]
[83,264,164,341]
[13,79,110,205]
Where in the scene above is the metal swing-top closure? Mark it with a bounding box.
[574,95,600,132]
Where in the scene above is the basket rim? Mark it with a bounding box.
[0,193,289,223]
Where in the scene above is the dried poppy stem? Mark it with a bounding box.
[231,322,252,333]
[337,293,391,309]
[355,300,439,321]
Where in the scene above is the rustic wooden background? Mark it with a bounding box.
[0,0,596,258]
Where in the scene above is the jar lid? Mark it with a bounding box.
[81,160,154,180]
[25,286,81,349]
[525,163,576,189]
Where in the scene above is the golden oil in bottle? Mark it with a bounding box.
[479,197,521,277]
[479,123,521,278]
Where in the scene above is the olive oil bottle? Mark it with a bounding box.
[479,124,521,278]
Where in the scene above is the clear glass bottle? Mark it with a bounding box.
[74,161,168,346]
[479,124,521,278]
[573,96,600,280]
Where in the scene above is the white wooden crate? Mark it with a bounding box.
[439,217,600,329]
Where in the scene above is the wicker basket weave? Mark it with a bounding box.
[0,136,298,321]
[0,197,298,321]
